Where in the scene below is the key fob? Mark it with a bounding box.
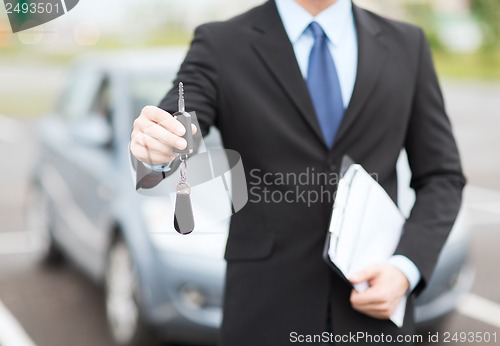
[173,111,194,155]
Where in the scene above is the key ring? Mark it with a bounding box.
[179,153,188,182]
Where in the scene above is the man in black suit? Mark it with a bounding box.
[130,0,465,345]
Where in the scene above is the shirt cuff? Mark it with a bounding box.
[143,161,173,173]
[387,255,421,294]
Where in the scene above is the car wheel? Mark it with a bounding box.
[105,238,159,346]
[26,184,64,265]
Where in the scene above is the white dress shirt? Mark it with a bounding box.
[275,0,357,108]
[275,0,421,292]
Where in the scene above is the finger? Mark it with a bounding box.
[135,113,183,137]
[157,116,187,136]
[350,293,393,317]
[131,132,176,163]
[132,147,173,165]
[140,106,185,136]
[131,142,175,165]
[353,299,395,316]
[350,288,387,306]
[351,290,394,319]
[135,119,187,150]
[140,105,171,123]
[352,305,392,320]
[349,265,382,284]
[191,124,198,135]
[357,304,392,313]
[143,123,187,150]
[132,132,174,155]
[352,299,392,312]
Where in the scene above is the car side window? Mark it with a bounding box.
[90,77,114,149]
[58,67,102,122]
[92,78,112,123]
[62,70,115,149]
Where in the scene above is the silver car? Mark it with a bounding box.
[27,50,474,346]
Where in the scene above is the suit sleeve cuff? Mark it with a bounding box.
[388,255,421,294]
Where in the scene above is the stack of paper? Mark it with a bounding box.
[326,163,407,327]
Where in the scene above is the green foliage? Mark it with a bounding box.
[405,2,443,50]
[433,49,500,80]
[404,1,500,80]
[471,0,500,49]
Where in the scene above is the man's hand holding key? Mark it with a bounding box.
[130,106,197,165]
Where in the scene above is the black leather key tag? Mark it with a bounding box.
[174,182,194,235]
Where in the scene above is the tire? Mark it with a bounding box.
[25,184,64,265]
[105,238,160,346]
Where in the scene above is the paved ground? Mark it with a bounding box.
[0,75,499,346]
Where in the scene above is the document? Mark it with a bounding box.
[325,162,406,327]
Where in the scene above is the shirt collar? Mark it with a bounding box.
[275,0,354,46]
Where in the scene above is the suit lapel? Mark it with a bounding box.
[250,2,390,149]
[332,5,390,148]
[251,1,325,146]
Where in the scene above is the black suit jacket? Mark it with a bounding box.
[137,1,465,345]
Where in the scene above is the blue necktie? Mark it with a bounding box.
[306,22,345,148]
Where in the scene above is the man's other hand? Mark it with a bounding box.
[348,264,410,320]
[130,106,198,165]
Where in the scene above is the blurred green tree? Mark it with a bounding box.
[471,0,500,50]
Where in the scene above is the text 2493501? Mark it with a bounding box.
[5,2,62,14]
[441,331,497,343]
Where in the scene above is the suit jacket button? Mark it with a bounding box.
[326,158,337,172]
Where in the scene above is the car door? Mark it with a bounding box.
[38,66,116,279]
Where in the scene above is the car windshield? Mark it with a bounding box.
[129,74,173,117]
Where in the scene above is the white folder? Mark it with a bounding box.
[325,162,407,327]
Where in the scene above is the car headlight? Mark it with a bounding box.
[179,284,209,309]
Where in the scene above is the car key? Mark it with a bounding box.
[173,82,194,155]
[174,157,194,234]
[173,82,195,235]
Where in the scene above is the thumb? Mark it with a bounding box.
[349,265,382,284]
